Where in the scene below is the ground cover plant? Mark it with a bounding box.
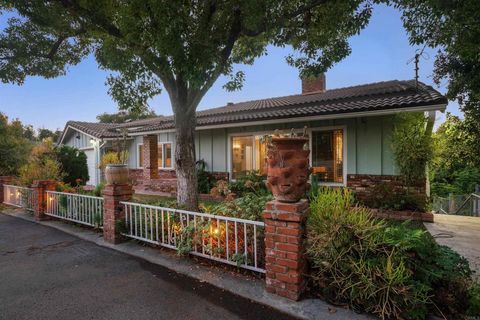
[307,187,480,320]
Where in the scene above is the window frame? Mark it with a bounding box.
[227,129,304,181]
[137,143,144,169]
[158,142,174,169]
[308,125,347,186]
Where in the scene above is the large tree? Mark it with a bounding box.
[0,0,375,209]
[393,0,480,117]
[0,113,33,175]
[97,109,157,124]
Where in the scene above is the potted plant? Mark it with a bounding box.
[264,128,311,203]
[101,129,130,185]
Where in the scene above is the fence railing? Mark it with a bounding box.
[45,191,104,227]
[121,201,266,273]
[433,193,480,216]
[3,185,35,211]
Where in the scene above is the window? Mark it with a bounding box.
[137,144,144,168]
[311,129,344,183]
[158,143,173,169]
[231,135,267,179]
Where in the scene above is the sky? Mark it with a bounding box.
[0,4,460,131]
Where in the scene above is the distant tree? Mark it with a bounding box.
[430,113,480,196]
[38,128,62,142]
[394,0,480,119]
[0,113,33,175]
[18,139,63,186]
[0,1,376,209]
[22,124,36,141]
[55,145,89,186]
[97,109,157,124]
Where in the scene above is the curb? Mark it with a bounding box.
[1,209,370,320]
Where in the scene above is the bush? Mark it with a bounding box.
[362,182,426,211]
[228,170,268,196]
[203,193,272,221]
[19,140,63,186]
[196,160,217,194]
[55,145,89,186]
[307,187,478,319]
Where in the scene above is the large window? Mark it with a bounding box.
[137,142,173,169]
[311,129,344,184]
[158,142,173,169]
[137,144,144,168]
[231,135,267,179]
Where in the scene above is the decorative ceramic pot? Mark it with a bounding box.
[266,137,311,203]
[105,164,129,185]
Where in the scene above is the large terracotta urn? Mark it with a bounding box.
[105,164,129,185]
[266,137,311,203]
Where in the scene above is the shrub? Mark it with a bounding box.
[99,151,129,169]
[228,170,268,196]
[19,140,63,186]
[362,182,426,211]
[93,182,105,197]
[204,193,272,221]
[307,187,478,319]
[55,145,89,186]
[196,159,217,194]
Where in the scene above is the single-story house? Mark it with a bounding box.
[58,76,447,198]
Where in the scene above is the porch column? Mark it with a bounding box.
[31,180,57,221]
[143,134,158,180]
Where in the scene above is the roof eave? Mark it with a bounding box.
[127,102,447,136]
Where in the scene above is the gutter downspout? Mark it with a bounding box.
[425,111,436,198]
[96,140,107,185]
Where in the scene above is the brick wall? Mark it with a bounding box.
[143,135,158,180]
[347,174,425,202]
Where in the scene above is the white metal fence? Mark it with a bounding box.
[45,191,104,227]
[121,202,266,273]
[3,185,35,211]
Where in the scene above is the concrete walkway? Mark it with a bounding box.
[0,208,370,320]
[425,214,480,276]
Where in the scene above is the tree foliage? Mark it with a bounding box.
[0,112,33,175]
[18,139,63,186]
[393,0,480,118]
[55,145,89,186]
[96,109,157,124]
[0,0,378,208]
[430,113,480,196]
[392,112,433,188]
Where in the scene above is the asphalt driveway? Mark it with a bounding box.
[0,214,297,320]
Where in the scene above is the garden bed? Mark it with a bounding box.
[371,208,434,222]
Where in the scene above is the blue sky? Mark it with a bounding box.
[0,4,460,131]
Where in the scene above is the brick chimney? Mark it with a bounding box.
[301,74,326,95]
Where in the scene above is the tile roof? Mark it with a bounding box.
[66,121,120,139]
[127,80,447,133]
[63,79,447,138]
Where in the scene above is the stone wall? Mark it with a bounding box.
[347,174,426,202]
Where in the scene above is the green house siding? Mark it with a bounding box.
[129,114,399,178]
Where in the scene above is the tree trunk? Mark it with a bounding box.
[174,110,198,210]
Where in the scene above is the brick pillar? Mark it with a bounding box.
[102,184,133,244]
[263,199,309,301]
[0,176,15,204]
[31,180,56,221]
[143,134,158,180]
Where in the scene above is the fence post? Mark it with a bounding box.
[262,200,309,300]
[0,176,14,204]
[31,180,56,221]
[102,184,133,244]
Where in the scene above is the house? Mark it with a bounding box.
[58,76,447,198]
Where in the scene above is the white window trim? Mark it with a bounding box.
[137,143,144,169]
[308,125,347,187]
[158,141,174,170]
[227,129,304,181]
